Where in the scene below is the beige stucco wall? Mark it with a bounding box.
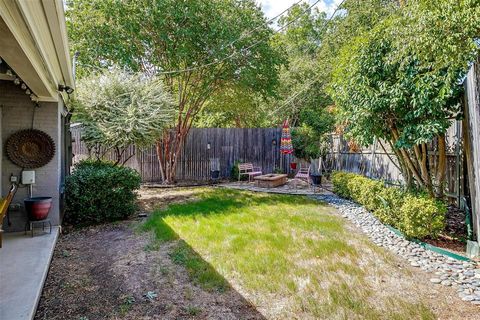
[1,81,62,232]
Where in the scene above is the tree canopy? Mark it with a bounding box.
[67,0,282,94]
[196,3,333,128]
[328,0,480,197]
[67,0,283,181]
[67,0,480,191]
[71,68,175,165]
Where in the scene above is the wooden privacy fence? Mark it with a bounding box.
[71,126,297,182]
[329,121,463,203]
[72,123,462,200]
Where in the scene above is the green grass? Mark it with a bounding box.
[143,188,436,319]
[185,305,201,316]
[169,240,229,292]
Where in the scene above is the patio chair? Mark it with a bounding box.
[294,165,310,183]
[0,184,17,248]
[238,163,262,182]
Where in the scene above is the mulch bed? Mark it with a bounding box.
[424,205,471,256]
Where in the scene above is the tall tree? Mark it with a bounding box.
[267,3,337,162]
[315,0,398,86]
[330,0,480,198]
[71,68,175,165]
[195,85,272,128]
[67,0,283,182]
[271,3,331,125]
[197,3,334,128]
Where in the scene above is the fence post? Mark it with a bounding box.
[455,120,462,206]
[463,59,480,245]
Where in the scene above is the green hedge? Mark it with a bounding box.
[332,171,446,239]
[65,160,142,226]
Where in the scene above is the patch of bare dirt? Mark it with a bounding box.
[35,222,264,320]
[137,186,204,214]
[356,240,480,320]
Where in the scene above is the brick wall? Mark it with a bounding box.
[1,81,63,232]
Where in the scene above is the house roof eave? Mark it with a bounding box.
[0,0,73,102]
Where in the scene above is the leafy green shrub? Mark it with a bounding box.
[331,171,446,239]
[346,175,363,202]
[331,171,355,199]
[291,107,335,161]
[65,160,141,225]
[375,186,404,226]
[273,167,284,174]
[399,194,446,239]
[356,178,385,212]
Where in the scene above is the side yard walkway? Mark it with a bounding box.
[0,227,59,320]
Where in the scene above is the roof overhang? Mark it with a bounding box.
[0,0,73,102]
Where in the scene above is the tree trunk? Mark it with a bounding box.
[435,134,447,198]
[154,72,222,184]
[155,141,166,183]
[388,140,413,188]
[391,128,425,189]
[156,122,191,184]
[389,127,445,197]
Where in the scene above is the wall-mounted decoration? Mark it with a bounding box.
[5,129,55,168]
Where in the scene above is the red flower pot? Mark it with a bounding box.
[290,162,297,170]
[24,197,52,221]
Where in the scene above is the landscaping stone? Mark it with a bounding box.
[441,280,452,286]
[462,295,476,302]
[312,194,480,306]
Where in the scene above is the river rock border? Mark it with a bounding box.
[312,194,480,305]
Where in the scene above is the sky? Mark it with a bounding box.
[258,0,344,19]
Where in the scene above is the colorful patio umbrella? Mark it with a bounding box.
[280,120,293,154]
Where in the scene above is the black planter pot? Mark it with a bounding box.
[310,174,322,186]
[210,170,220,180]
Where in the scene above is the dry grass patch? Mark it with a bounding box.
[143,188,443,319]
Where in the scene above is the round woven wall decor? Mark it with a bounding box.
[5,129,56,168]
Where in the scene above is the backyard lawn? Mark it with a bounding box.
[36,188,479,320]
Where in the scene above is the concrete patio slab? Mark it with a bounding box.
[0,227,59,320]
[219,179,333,195]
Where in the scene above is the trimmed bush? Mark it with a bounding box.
[348,175,384,211]
[375,186,404,227]
[65,160,141,225]
[331,171,356,199]
[331,171,446,239]
[399,194,446,239]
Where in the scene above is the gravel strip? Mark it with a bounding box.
[311,194,480,305]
